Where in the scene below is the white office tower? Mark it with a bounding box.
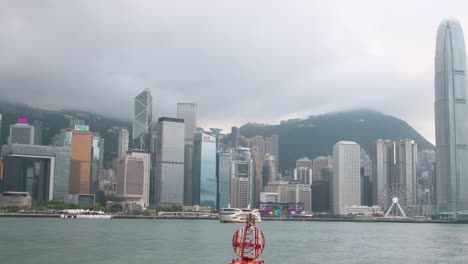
[118,128,129,157]
[435,19,468,212]
[333,141,361,215]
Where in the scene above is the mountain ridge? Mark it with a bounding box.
[0,102,433,171]
[239,109,434,170]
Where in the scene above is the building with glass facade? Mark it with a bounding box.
[435,19,468,212]
[265,134,279,172]
[155,117,185,206]
[118,128,129,157]
[91,135,104,195]
[312,156,333,182]
[192,132,216,208]
[217,151,231,210]
[69,131,93,195]
[0,144,70,201]
[133,89,153,151]
[177,103,197,206]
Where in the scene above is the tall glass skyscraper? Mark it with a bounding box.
[192,132,217,208]
[217,151,231,211]
[133,89,153,151]
[177,103,197,205]
[155,117,185,206]
[435,19,468,212]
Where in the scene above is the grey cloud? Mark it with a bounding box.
[1,0,467,142]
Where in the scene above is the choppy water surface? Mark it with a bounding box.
[1,218,468,264]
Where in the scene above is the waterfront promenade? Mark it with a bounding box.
[0,212,461,224]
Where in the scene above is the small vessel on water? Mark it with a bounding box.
[219,208,262,224]
[60,209,111,219]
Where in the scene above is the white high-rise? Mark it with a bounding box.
[435,19,468,212]
[118,128,129,157]
[332,141,361,215]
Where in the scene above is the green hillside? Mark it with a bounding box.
[0,102,131,165]
[239,109,434,170]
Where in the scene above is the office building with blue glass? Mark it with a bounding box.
[192,132,217,208]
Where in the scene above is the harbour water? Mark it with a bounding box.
[1,218,468,264]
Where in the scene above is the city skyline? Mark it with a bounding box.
[2,1,468,143]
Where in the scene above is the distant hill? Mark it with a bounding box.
[0,103,434,171]
[239,109,434,170]
[0,102,131,165]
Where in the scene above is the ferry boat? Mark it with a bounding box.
[219,208,262,223]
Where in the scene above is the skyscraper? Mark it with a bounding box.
[133,89,153,151]
[332,141,361,215]
[230,148,253,208]
[192,132,216,208]
[312,156,333,182]
[263,155,276,185]
[217,151,231,210]
[265,134,280,172]
[371,139,417,207]
[69,131,93,195]
[295,157,312,185]
[371,139,394,205]
[395,139,417,206]
[435,19,468,212]
[155,117,185,206]
[131,151,151,207]
[118,128,129,157]
[177,103,197,205]
[116,155,144,201]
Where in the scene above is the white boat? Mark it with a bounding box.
[219,208,262,223]
[61,214,112,219]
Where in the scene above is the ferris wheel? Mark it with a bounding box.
[378,184,413,218]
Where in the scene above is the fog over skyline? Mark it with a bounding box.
[1,1,468,143]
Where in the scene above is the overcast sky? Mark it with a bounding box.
[1,1,468,143]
